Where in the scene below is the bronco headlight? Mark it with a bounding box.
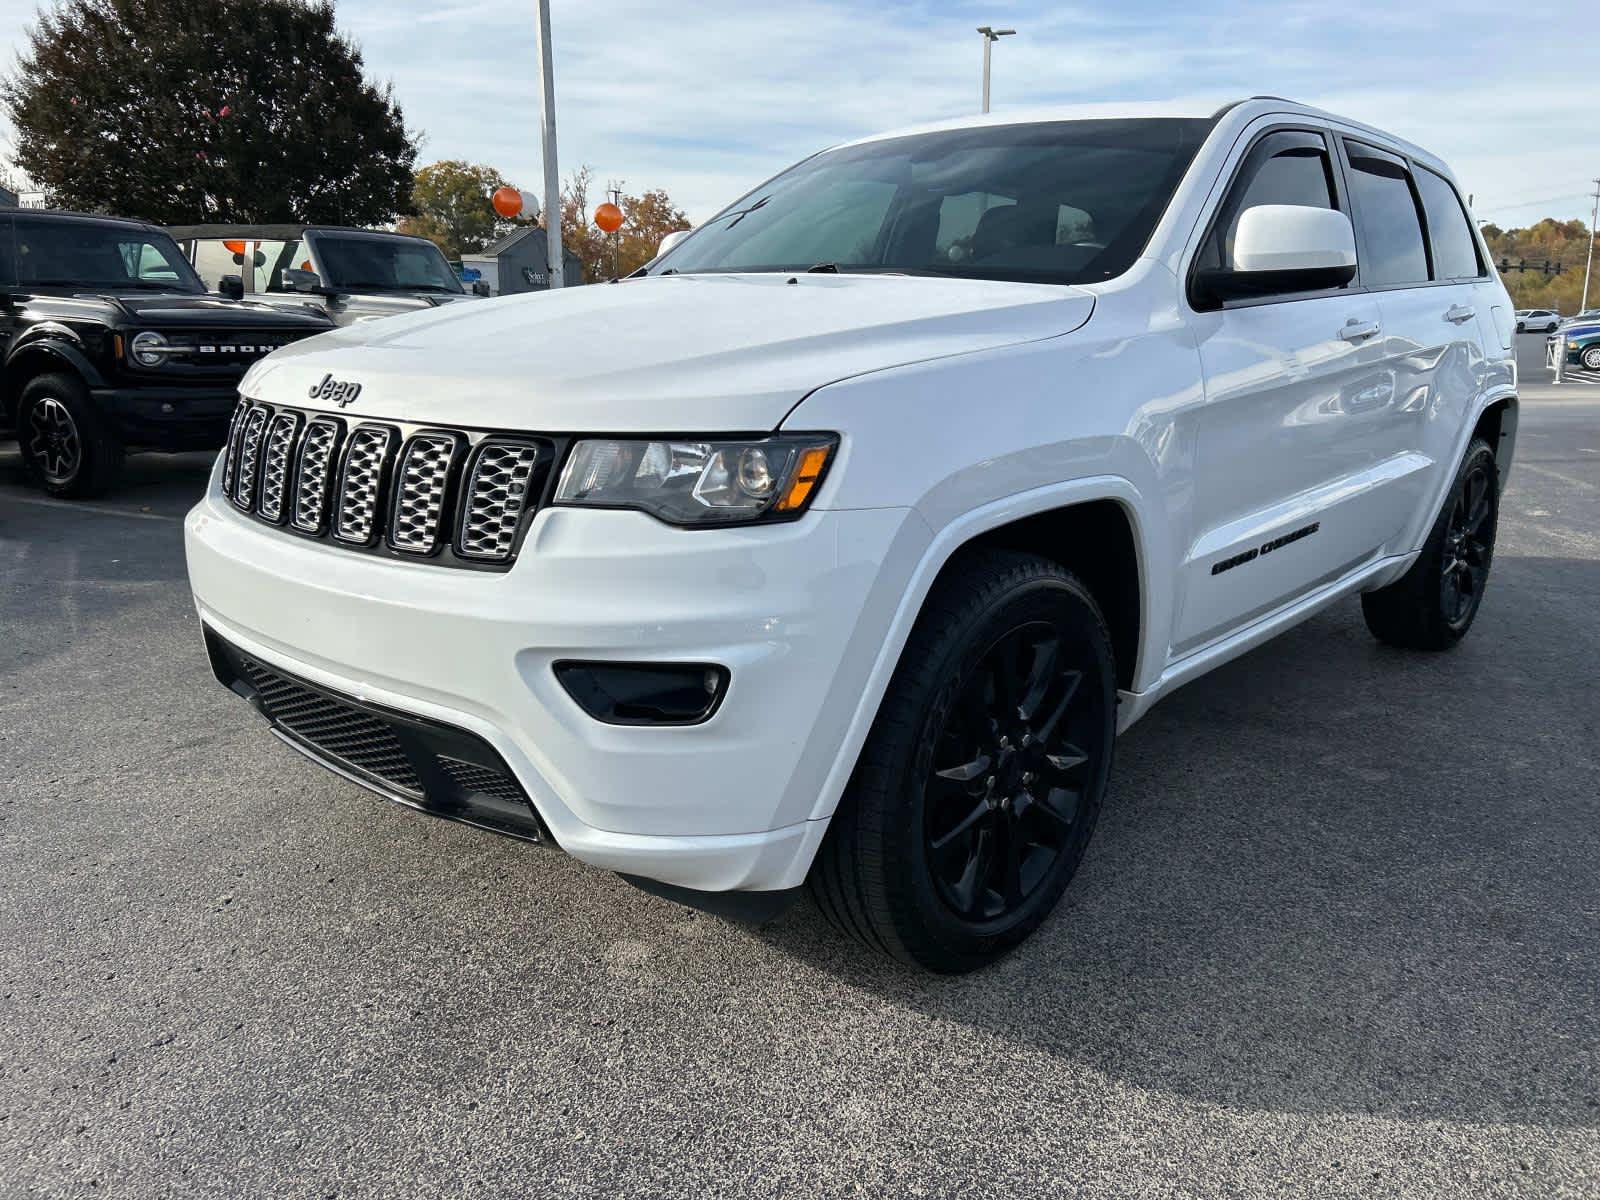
[554,433,837,526]
[129,331,171,366]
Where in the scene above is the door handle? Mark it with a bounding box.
[1445,304,1476,324]
[1339,319,1381,342]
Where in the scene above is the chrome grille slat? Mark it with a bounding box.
[231,403,550,569]
[257,412,301,523]
[458,441,541,562]
[334,426,395,544]
[232,405,270,510]
[389,433,458,554]
[221,401,249,496]
[291,418,342,534]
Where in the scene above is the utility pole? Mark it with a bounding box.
[1583,178,1600,313]
[535,0,564,289]
[976,26,1015,114]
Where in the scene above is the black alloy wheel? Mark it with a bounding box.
[1361,437,1498,651]
[809,548,1117,972]
[925,621,1104,923]
[1440,453,1495,632]
[26,396,81,486]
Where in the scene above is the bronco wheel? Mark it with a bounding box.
[18,373,123,497]
[809,547,1116,973]
[1361,438,1498,650]
[1581,345,1600,371]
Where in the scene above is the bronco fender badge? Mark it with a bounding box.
[308,373,362,408]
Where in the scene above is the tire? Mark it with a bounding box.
[1361,438,1498,651]
[1547,321,1560,333]
[17,372,123,498]
[1581,345,1600,371]
[808,547,1117,973]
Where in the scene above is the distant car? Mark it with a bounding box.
[1516,308,1560,333]
[0,210,332,496]
[168,224,486,326]
[1559,308,1600,327]
[1550,323,1600,372]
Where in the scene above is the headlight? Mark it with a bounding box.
[554,434,837,526]
[129,331,170,366]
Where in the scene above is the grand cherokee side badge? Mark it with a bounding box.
[308,373,362,407]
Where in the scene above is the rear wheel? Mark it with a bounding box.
[18,373,123,498]
[1361,438,1498,650]
[809,548,1116,973]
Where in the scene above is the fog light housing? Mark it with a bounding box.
[554,661,728,726]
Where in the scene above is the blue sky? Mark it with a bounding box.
[0,0,1592,230]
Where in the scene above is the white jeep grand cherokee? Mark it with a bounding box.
[186,98,1517,972]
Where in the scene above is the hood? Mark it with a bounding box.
[243,273,1095,431]
[111,293,332,329]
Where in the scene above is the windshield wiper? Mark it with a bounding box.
[715,194,771,232]
[806,263,839,273]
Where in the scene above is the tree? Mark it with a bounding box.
[3,0,417,226]
[1482,217,1596,312]
[398,160,533,261]
[558,165,690,282]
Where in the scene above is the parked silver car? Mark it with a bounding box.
[170,224,485,326]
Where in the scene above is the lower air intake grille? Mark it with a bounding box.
[221,401,556,569]
[206,630,547,842]
[237,657,424,796]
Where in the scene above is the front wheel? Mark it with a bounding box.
[1581,345,1600,371]
[18,373,123,497]
[808,548,1116,973]
[1361,438,1498,650]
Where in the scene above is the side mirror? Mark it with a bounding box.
[471,281,491,297]
[283,267,331,295]
[1195,205,1357,305]
[217,275,244,301]
[656,229,691,257]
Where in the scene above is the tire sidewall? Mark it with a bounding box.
[1582,346,1600,371]
[886,574,1116,966]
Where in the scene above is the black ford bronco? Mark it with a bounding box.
[0,210,334,497]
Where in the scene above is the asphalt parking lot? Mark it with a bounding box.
[2,339,1597,1198]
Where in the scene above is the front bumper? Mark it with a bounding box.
[185,466,928,892]
[93,385,239,450]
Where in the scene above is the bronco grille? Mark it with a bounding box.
[221,400,556,570]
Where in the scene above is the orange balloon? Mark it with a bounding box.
[222,239,247,255]
[491,186,523,220]
[593,202,623,233]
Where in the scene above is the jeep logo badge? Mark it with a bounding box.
[308,373,362,408]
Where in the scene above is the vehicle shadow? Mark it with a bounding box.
[759,553,1600,1128]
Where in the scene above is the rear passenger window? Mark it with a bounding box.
[1344,141,1428,286]
[1415,167,1482,279]
[1199,130,1340,274]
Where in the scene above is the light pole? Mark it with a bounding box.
[535,0,563,289]
[976,26,1015,114]
[1582,178,1600,314]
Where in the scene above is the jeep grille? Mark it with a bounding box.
[221,400,556,570]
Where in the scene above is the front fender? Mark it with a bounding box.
[6,331,108,392]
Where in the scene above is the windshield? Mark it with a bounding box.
[651,118,1212,286]
[309,233,462,293]
[8,218,205,293]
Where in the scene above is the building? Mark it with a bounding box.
[460,226,584,296]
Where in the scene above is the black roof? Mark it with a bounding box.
[8,208,164,231]
[166,223,432,243]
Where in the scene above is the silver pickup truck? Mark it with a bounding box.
[170,224,485,326]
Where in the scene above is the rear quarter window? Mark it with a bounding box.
[1414,166,1482,279]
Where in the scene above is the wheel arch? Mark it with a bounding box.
[1471,393,1517,492]
[3,340,102,426]
[803,476,1161,830]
